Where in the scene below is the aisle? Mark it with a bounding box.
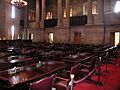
[74,58,120,90]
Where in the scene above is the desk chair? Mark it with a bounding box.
[53,63,81,90]
[29,75,55,90]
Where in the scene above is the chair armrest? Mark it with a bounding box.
[66,70,70,73]
[81,64,90,68]
[55,76,70,82]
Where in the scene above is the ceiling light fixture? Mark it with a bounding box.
[11,0,27,8]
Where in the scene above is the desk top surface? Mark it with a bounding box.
[0,61,66,87]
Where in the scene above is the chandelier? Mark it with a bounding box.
[10,0,27,8]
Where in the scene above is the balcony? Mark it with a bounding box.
[44,19,57,27]
[44,15,87,28]
[70,15,87,26]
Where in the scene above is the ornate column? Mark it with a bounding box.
[24,7,28,29]
[65,0,70,26]
[98,0,104,24]
[87,0,94,24]
[57,0,62,27]
[41,0,46,28]
[35,0,40,28]
[24,6,28,39]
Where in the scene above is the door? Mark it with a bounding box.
[110,32,120,46]
[48,32,54,43]
[110,32,115,45]
[115,32,120,46]
[29,34,34,40]
[74,33,81,44]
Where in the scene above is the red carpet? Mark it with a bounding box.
[74,59,120,90]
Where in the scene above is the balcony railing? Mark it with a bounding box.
[70,15,87,26]
[44,15,87,28]
[44,19,57,27]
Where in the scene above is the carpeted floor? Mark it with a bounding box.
[74,58,120,90]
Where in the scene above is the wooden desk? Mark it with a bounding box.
[0,54,39,70]
[63,52,93,66]
[0,61,66,89]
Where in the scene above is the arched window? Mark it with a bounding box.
[92,1,98,14]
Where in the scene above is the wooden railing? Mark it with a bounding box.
[70,15,87,26]
[44,19,57,27]
[44,15,87,27]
